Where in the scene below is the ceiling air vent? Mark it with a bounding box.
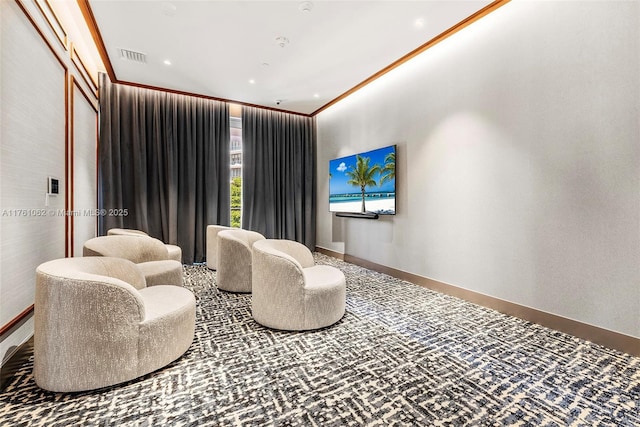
[118,48,147,63]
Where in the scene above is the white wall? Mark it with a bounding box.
[72,83,98,257]
[1,0,66,364]
[1,0,100,366]
[316,1,639,339]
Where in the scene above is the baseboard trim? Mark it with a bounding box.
[1,335,34,391]
[315,246,345,261]
[0,305,34,338]
[320,250,639,357]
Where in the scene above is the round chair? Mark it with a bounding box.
[84,235,183,287]
[206,225,231,270]
[252,239,346,331]
[34,256,195,392]
[107,228,182,263]
[216,229,265,292]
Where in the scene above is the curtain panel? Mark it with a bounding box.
[242,106,316,249]
[98,74,230,263]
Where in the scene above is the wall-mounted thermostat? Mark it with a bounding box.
[47,176,59,195]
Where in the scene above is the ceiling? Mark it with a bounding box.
[87,0,495,115]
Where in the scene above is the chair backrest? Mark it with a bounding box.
[251,239,308,327]
[34,257,146,391]
[206,225,231,269]
[216,229,266,292]
[83,235,169,263]
[36,256,146,294]
[218,229,265,251]
[36,257,146,337]
[107,228,149,237]
[253,239,315,269]
[252,239,309,289]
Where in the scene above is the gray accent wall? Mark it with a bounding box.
[316,1,640,339]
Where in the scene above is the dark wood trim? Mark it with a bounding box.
[320,251,640,357]
[8,0,68,332]
[78,0,305,119]
[72,72,98,112]
[43,0,67,48]
[14,0,71,256]
[117,80,313,118]
[76,0,116,82]
[14,0,67,70]
[76,0,509,118]
[68,77,99,254]
[68,75,76,256]
[33,0,68,51]
[76,1,309,118]
[65,70,71,257]
[0,305,34,338]
[311,0,511,116]
[95,107,100,231]
[315,246,344,261]
[71,44,99,95]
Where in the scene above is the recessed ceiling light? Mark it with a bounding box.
[249,79,256,84]
[414,18,425,28]
[275,37,290,48]
[163,59,172,65]
[299,1,313,13]
[313,93,319,98]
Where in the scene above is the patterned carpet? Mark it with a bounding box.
[1,254,639,426]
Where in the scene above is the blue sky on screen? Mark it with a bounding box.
[329,145,395,195]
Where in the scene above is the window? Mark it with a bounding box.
[230,116,242,228]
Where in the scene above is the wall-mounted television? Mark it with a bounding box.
[329,144,396,215]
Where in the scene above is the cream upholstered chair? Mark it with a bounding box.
[216,229,265,292]
[206,225,231,270]
[34,256,196,392]
[252,239,346,331]
[107,228,182,263]
[83,235,183,287]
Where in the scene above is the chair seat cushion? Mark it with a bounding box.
[137,285,196,377]
[140,285,195,321]
[301,265,346,330]
[303,265,346,291]
[137,260,183,287]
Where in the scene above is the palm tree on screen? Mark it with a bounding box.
[379,152,395,186]
[346,155,380,213]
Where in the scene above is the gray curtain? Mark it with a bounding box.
[98,73,230,263]
[242,106,316,249]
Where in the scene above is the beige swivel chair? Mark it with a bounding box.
[83,235,183,287]
[34,256,196,392]
[107,228,182,263]
[216,229,265,292]
[252,239,346,331]
[206,225,231,270]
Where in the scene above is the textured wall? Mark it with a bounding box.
[316,1,640,338]
[1,0,100,366]
[72,82,98,257]
[1,0,66,363]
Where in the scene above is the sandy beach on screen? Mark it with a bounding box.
[329,198,395,214]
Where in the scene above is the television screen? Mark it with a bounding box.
[329,145,396,215]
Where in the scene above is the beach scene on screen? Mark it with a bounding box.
[329,145,396,215]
